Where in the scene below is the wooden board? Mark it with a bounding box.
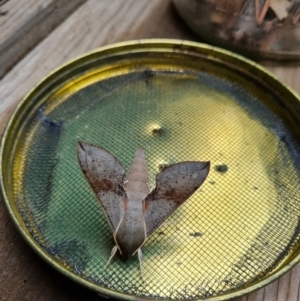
[0,0,300,300]
[0,0,87,78]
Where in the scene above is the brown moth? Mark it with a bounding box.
[76,141,210,276]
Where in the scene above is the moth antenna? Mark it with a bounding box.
[103,245,118,270]
[138,248,143,280]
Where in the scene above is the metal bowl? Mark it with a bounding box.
[173,0,300,60]
[1,40,300,300]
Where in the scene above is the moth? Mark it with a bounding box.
[77,141,210,276]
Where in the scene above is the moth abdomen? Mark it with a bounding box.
[116,217,146,259]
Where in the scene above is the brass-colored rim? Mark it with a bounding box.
[1,39,300,301]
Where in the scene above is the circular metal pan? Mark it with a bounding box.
[1,40,300,301]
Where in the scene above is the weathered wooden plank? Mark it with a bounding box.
[0,0,87,78]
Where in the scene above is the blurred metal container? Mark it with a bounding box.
[173,0,300,60]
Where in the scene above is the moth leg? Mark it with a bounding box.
[137,248,143,279]
[103,245,118,270]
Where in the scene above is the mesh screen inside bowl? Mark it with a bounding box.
[12,61,300,300]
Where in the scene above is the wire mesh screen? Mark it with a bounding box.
[12,65,300,300]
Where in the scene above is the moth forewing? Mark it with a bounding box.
[76,142,210,276]
[76,141,127,235]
